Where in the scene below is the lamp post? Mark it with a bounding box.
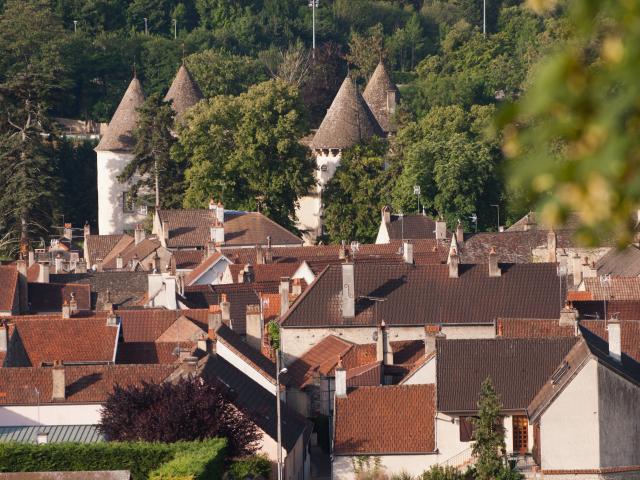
[73,20,78,33]
[143,17,148,35]
[308,0,319,59]
[276,350,288,480]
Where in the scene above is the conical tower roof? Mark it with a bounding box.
[96,77,145,152]
[310,76,383,150]
[164,63,203,119]
[363,62,400,133]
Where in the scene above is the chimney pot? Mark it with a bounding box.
[69,293,78,315]
[488,247,501,277]
[376,322,393,365]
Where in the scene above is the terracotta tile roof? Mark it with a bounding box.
[184,252,224,286]
[100,235,136,268]
[310,76,383,150]
[506,211,583,232]
[346,361,382,387]
[216,324,277,382]
[573,300,640,320]
[103,238,161,271]
[118,308,209,342]
[85,234,132,267]
[363,62,399,133]
[0,364,176,404]
[95,77,144,152]
[0,266,18,312]
[281,263,565,328]
[595,245,640,277]
[164,64,203,119]
[116,342,194,364]
[287,335,354,388]
[26,263,40,282]
[158,209,302,249]
[8,316,119,366]
[226,262,300,284]
[28,283,91,313]
[260,293,283,321]
[582,277,640,300]
[385,214,438,241]
[567,290,593,301]
[174,250,206,270]
[436,337,578,412]
[50,272,148,310]
[333,384,436,455]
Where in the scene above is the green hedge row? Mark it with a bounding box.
[226,455,271,479]
[0,438,227,480]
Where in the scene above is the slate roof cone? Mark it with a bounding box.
[310,75,383,150]
[96,77,145,152]
[164,63,204,120]
[363,62,400,134]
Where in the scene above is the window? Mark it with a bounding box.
[512,415,528,453]
[123,192,135,213]
[459,416,475,442]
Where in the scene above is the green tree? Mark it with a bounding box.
[472,377,506,480]
[346,23,386,82]
[118,93,182,209]
[176,79,314,229]
[323,137,389,244]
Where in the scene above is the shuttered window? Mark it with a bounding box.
[459,416,475,442]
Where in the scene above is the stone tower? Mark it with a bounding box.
[164,63,203,121]
[363,62,400,134]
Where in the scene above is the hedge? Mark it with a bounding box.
[226,455,271,479]
[0,438,227,480]
[150,440,227,480]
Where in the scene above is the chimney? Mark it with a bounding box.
[163,220,170,241]
[52,362,65,401]
[208,305,222,339]
[16,258,28,313]
[83,221,90,238]
[197,334,208,353]
[256,245,265,265]
[264,236,273,263]
[115,254,123,270]
[243,264,255,283]
[63,223,72,241]
[96,258,103,273]
[448,249,459,278]
[386,90,397,114]
[69,292,78,315]
[571,253,583,286]
[28,249,35,268]
[103,289,113,312]
[279,277,290,316]
[456,221,464,246]
[376,321,393,365]
[75,258,87,274]
[216,201,225,224]
[608,317,622,363]
[246,304,263,350]
[335,359,347,398]
[220,294,231,325]
[106,309,118,326]
[382,206,391,224]
[61,300,71,319]
[547,230,557,263]
[424,325,441,356]
[151,252,160,273]
[209,198,216,210]
[0,321,7,353]
[134,224,145,245]
[292,277,302,296]
[341,263,355,318]
[182,355,199,373]
[210,219,225,245]
[402,242,413,264]
[37,263,50,283]
[435,218,447,240]
[488,247,501,277]
[206,241,217,258]
[559,302,579,326]
[339,241,346,261]
[54,254,63,274]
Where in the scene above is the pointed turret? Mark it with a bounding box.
[96,77,145,152]
[164,63,203,119]
[310,76,383,150]
[363,62,400,134]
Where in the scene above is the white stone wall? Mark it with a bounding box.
[402,356,436,385]
[97,150,146,235]
[539,359,600,470]
[0,404,102,426]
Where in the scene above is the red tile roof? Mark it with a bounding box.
[26,263,40,282]
[28,283,91,313]
[116,342,194,364]
[85,234,132,267]
[0,364,176,404]
[333,384,436,454]
[226,263,300,284]
[567,291,593,301]
[117,308,209,342]
[346,361,382,387]
[103,238,161,270]
[174,250,206,270]
[288,336,354,388]
[583,277,640,300]
[0,266,18,312]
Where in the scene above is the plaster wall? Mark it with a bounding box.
[193,259,229,285]
[216,341,277,396]
[332,453,441,479]
[260,426,306,480]
[539,359,600,470]
[0,404,102,426]
[402,356,435,385]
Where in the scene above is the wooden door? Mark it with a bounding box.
[512,415,528,453]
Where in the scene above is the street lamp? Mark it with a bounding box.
[143,17,148,35]
[276,350,288,480]
[73,20,78,33]
[308,0,319,59]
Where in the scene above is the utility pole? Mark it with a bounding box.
[308,0,318,59]
[173,19,177,39]
[143,17,148,35]
[483,0,486,36]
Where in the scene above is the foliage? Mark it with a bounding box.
[351,455,384,480]
[149,440,227,480]
[346,23,386,82]
[420,465,465,480]
[472,377,506,480]
[501,0,640,245]
[322,137,389,244]
[266,319,281,351]
[260,40,311,88]
[176,79,314,229]
[118,93,183,209]
[0,439,226,480]
[99,376,261,457]
[226,454,272,480]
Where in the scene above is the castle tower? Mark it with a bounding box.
[363,62,400,134]
[164,63,203,121]
[296,75,383,244]
[95,76,146,235]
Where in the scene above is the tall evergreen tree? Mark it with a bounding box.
[472,377,506,480]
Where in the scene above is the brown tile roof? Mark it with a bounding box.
[174,250,205,270]
[573,299,640,320]
[103,238,161,271]
[582,277,640,300]
[158,209,302,248]
[28,283,91,313]
[95,77,145,152]
[184,252,224,286]
[310,76,383,150]
[346,361,382,387]
[281,263,565,328]
[50,272,148,310]
[0,364,176,404]
[216,323,277,382]
[164,64,203,119]
[226,262,300,284]
[100,235,136,268]
[116,342,194,364]
[436,337,578,413]
[0,266,18,312]
[85,234,132,267]
[363,62,399,133]
[117,308,209,342]
[26,263,40,282]
[8,316,119,366]
[385,214,438,241]
[333,384,436,455]
[595,245,640,277]
[287,335,354,388]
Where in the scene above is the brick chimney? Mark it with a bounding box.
[16,258,28,314]
[435,218,447,240]
[381,205,391,224]
[265,236,273,263]
[547,230,557,263]
[208,305,222,339]
[571,253,583,286]
[37,263,50,283]
[335,358,347,398]
[376,321,393,365]
[488,247,501,277]
[61,300,71,319]
[52,361,65,401]
[279,277,290,316]
[456,221,464,246]
[341,263,355,318]
[424,325,441,356]
[256,244,265,265]
[448,249,459,278]
[210,219,225,245]
[134,224,145,245]
[220,294,231,325]
[69,292,78,315]
[402,242,413,264]
[63,223,73,241]
[246,304,262,350]
[608,317,622,363]
[559,302,578,327]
